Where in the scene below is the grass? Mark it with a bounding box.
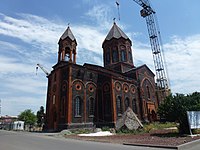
[116,127,144,134]
[116,122,178,134]
[143,122,177,132]
[67,128,93,135]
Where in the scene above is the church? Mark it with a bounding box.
[45,22,158,131]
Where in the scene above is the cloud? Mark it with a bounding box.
[77,48,103,66]
[0,13,62,55]
[73,25,105,55]
[82,0,97,4]
[2,96,46,116]
[133,41,154,69]
[163,35,200,94]
[85,4,114,30]
[0,40,21,52]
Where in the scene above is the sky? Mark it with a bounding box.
[0,0,200,116]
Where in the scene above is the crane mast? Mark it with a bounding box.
[132,0,170,99]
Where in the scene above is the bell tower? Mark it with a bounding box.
[102,22,134,73]
[58,26,77,63]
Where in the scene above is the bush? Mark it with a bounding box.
[158,92,200,134]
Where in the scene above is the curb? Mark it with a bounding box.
[124,139,200,150]
[178,139,200,150]
[123,143,177,149]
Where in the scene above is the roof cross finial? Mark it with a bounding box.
[68,23,70,27]
[113,18,116,23]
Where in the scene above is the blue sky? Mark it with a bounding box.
[0,0,200,116]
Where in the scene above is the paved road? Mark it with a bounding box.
[0,130,182,150]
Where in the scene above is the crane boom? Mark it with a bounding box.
[132,0,149,8]
[36,64,49,76]
[132,0,170,99]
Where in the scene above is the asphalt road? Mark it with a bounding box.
[0,130,184,150]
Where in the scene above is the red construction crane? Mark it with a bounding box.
[117,0,170,99]
[36,64,49,77]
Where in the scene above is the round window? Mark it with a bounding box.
[75,83,82,90]
[123,84,129,93]
[115,82,121,91]
[130,85,136,94]
[88,85,94,92]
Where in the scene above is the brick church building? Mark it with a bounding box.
[45,22,158,131]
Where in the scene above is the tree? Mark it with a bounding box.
[36,106,45,127]
[18,109,37,126]
[158,92,200,134]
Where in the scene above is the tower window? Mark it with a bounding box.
[112,49,118,63]
[121,50,127,62]
[64,47,70,61]
[75,96,82,117]
[105,51,110,65]
[116,96,122,116]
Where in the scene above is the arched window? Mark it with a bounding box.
[75,96,82,117]
[128,51,132,62]
[147,86,151,99]
[121,50,127,62]
[64,47,70,61]
[104,94,111,116]
[105,50,110,65]
[124,97,130,110]
[103,83,111,116]
[61,97,65,116]
[112,49,118,63]
[89,97,95,117]
[132,98,137,113]
[89,73,93,79]
[53,95,56,105]
[116,96,122,116]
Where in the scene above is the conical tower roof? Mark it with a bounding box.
[104,22,129,41]
[60,26,76,42]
